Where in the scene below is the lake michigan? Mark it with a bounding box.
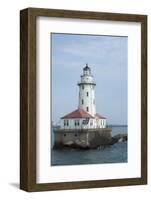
[51,126,127,166]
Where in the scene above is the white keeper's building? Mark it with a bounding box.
[60,64,107,129]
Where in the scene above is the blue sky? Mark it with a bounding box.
[51,33,128,125]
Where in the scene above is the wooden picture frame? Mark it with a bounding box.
[20,7,147,192]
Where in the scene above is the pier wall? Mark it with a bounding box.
[53,128,112,149]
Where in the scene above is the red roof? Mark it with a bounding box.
[95,113,106,119]
[61,108,94,119]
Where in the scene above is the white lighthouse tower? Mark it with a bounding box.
[60,64,106,129]
[78,64,96,117]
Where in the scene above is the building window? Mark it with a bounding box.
[82,99,84,104]
[75,120,80,126]
[86,107,89,112]
[82,85,84,89]
[64,134,66,137]
[75,134,77,137]
[64,120,69,126]
[90,120,93,126]
[87,92,89,96]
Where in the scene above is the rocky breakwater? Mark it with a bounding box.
[109,133,127,145]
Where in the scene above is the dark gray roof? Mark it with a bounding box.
[83,64,90,71]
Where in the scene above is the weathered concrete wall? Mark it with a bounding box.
[53,128,112,149]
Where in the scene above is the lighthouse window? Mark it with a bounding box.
[64,120,69,126]
[87,92,89,96]
[86,107,89,112]
[90,120,93,126]
[82,99,84,104]
[75,120,80,126]
[93,99,95,104]
[82,85,84,89]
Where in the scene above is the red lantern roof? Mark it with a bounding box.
[61,108,94,119]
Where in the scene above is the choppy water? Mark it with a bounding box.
[51,126,127,166]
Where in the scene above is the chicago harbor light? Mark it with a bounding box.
[53,64,113,149]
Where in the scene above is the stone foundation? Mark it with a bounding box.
[53,128,112,149]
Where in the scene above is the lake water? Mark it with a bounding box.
[51,126,127,166]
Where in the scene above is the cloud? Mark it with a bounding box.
[52,34,127,77]
[53,35,127,60]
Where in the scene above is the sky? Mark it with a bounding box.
[51,33,128,125]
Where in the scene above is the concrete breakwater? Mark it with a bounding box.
[53,128,127,149]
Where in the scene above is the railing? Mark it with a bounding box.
[77,81,96,85]
[53,127,111,132]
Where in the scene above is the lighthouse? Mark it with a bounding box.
[78,64,96,117]
[53,64,112,149]
[60,64,107,129]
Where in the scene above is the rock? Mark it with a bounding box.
[109,133,128,145]
[109,137,119,145]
